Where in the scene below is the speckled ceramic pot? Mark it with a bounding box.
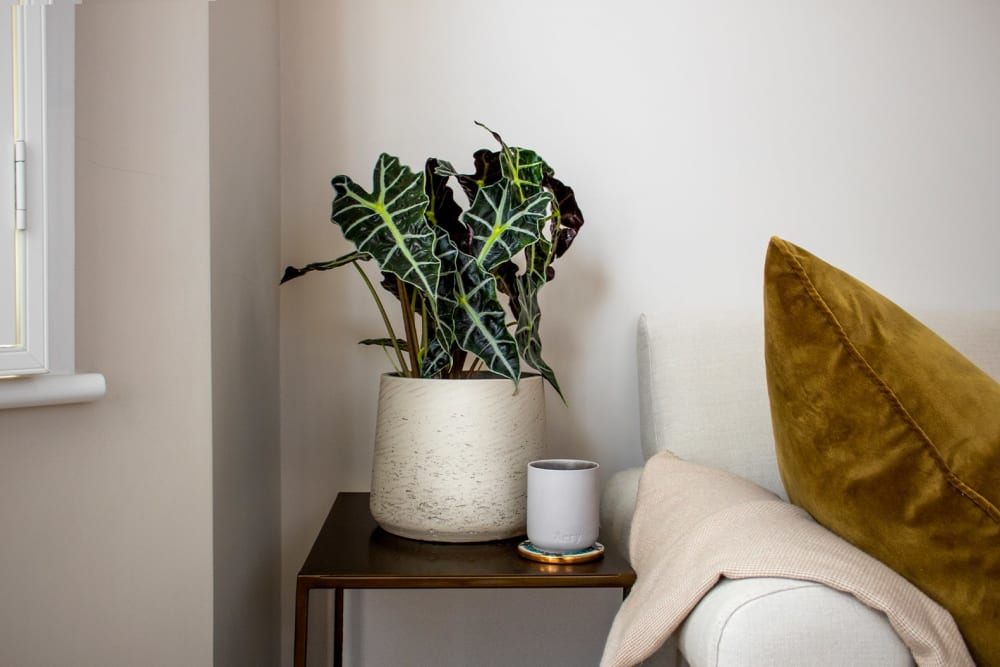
[369,372,546,542]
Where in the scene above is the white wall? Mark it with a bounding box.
[0,3,215,666]
[279,1,1000,665]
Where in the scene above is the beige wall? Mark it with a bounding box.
[0,2,283,666]
[209,0,281,665]
[279,1,1000,665]
[0,2,215,666]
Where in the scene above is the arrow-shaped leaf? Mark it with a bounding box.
[514,240,562,398]
[428,228,520,383]
[515,277,561,400]
[420,229,459,378]
[464,180,552,271]
[451,251,520,383]
[330,153,439,308]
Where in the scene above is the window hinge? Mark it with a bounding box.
[14,140,26,230]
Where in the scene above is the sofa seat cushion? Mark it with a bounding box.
[763,237,1000,666]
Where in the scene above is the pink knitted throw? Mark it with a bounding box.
[600,451,972,667]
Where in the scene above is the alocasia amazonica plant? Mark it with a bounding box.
[281,123,584,398]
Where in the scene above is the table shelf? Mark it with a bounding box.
[294,492,635,666]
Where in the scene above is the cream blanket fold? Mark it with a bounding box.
[600,451,972,667]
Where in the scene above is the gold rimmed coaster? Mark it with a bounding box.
[517,540,605,564]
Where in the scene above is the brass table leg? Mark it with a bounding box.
[334,589,344,667]
[294,579,310,667]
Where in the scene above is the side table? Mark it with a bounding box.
[294,492,636,667]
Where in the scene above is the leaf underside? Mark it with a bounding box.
[424,158,469,252]
[280,250,371,284]
[359,337,409,351]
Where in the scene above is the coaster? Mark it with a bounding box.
[517,540,605,564]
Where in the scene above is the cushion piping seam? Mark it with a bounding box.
[779,243,1000,525]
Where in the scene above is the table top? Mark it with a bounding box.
[298,492,636,590]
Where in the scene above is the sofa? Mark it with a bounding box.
[600,303,1000,666]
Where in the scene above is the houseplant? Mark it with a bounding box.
[282,123,585,541]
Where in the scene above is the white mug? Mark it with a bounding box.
[526,459,600,553]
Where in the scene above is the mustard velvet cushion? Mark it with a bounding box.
[763,236,1000,667]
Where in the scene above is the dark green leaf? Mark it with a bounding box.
[419,229,459,377]
[451,251,520,383]
[524,237,552,287]
[513,240,562,398]
[280,250,371,284]
[427,228,519,382]
[501,147,552,203]
[330,153,439,309]
[419,338,453,377]
[493,259,521,317]
[514,274,562,400]
[463,181,552,271]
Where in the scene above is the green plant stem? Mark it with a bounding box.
[352,261,408,375]
[397,278,421,377]
[378,344,404,376]
[420,297,428,357]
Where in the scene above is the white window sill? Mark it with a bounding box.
[0,372,106,410]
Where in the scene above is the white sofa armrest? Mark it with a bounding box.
[602,464,917,667]
[680,577,913,667]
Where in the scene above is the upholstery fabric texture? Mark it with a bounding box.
[637,312,783,497]
[599,451,972,667]
[679,578,912,667]
[763,236,1000,666]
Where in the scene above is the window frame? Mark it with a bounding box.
[0,0,105,409]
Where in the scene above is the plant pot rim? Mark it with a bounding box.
[380,372,542,382]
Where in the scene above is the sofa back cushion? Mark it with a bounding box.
[637,311,784,498]
[638,306,1000,506]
